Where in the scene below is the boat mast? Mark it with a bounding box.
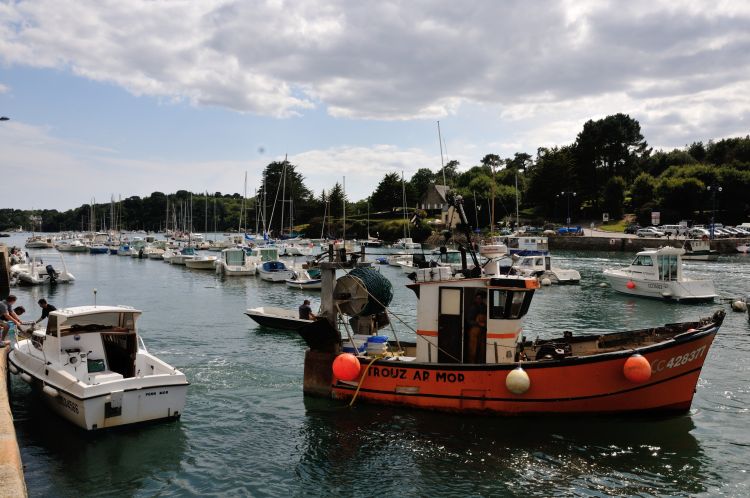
[437,121,446,185]
[515,170,520,229]
[280,156,287,239]
[342,176,346,242]
[320,192,328,240]
[401,171,409,239]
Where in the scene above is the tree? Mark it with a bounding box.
[409,168,435,202]
[603,176,626,220]
[371,173,414,212]
[525,146,575,219]
[573,113,649,210]
[435,160,460,186]
[630,173,657,210]
[327,182,347,219]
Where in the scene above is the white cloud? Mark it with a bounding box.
[1,0,748,124]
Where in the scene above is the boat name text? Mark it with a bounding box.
[368,367,465,383]
[56,396,79,414]
[145,390,169,397]
[651,345,707,373]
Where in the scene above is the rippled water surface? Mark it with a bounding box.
[5,234,750,497]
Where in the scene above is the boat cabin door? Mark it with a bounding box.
[437,287,463,363]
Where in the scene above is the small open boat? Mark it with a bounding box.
[285,269,322,290]
[244,307,313,330]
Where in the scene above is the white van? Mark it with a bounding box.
[660,225,687,236]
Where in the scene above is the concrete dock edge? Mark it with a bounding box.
[0,349,27,497]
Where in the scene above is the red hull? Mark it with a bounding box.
[332,328,717,415]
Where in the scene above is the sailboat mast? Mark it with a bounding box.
[342,176,346,242]
[280,156,287,238]
[437,121,446,185]
[401,171,407,239]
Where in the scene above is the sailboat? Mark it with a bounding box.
[361,198,383,247]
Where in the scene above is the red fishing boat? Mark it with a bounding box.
[299,196,724,416]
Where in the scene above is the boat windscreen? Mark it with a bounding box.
[226,250,245,265]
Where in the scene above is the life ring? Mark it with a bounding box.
[701,235,708,241]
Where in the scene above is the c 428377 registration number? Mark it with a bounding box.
[651,345,707,373]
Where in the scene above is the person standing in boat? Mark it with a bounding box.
[35,298,57,324]
[465,292,487,363]
[299,299,316,320]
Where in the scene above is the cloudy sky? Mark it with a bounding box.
[1,0,749,210]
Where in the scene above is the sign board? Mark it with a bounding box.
[651,211,661,225]
[602,213,609,222]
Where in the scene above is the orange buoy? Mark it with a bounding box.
[626,280,636,289]
[332,353,361,381]
[623,354,651,383]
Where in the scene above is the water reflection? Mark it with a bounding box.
[298,398,711,496]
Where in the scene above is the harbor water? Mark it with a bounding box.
[4,234,750,496]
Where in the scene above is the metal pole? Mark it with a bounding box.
[437,121,446,185]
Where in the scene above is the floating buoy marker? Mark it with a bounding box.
[332,353,361,381]
[626,281,636,289]
[623,354,651,383]
[506,366,531,394]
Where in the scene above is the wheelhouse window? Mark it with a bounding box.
[631,255,653,266]
[489,290,507,319]
[489,289,533,319]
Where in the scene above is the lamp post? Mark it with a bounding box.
[557,191,576,227]
[707,184,722,240]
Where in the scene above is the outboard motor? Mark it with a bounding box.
[138,247,145,259]
[46,264,58,283]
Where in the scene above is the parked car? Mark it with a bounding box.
[689,227,711,238]
[733,226,750,236]
[624,224,641,234]
[637,227,665,238]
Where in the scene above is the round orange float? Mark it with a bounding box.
[623,354,651,383]
[332,353,361,381]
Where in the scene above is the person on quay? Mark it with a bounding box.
[1,294,23,343]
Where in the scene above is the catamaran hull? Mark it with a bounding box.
[330,328,718,415]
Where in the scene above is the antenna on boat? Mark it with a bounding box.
[93,288,97,307]
[450,194,481,276]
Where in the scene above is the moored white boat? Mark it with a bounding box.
[285,269,322,289]
[8,305,188,430]
[184,255,218,270]
[682,239,718,261]
[55,239,89,253]
[258,260,294,282]
[513,255,581,284]
[10,253,76,285]
[603,247,716,301]
[215,247,257,276]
